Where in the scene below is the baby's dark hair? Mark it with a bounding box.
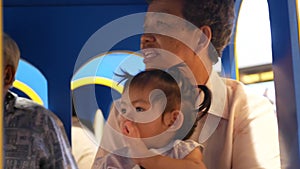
[119,69,181,114]
[117,64,211,140]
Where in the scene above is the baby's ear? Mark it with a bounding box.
[167,110,184,131]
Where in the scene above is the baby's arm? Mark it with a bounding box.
[135,147,206,169]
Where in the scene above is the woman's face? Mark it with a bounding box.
[140,0,198,70]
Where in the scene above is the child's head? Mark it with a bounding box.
[117,67,211,147]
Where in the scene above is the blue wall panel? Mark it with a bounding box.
[268,0,300,168]
[4,0,146,6]
[4,4,147,141]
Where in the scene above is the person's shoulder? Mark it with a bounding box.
[15,96,48,112]
[222,77,247,95]
[15,98,40,109]
[222,77,264,103]
[14,96,63,124]
[210,72,248,102]
[228,78,272,100]
[222,78,274,117]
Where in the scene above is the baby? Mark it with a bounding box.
[94,67,211,169]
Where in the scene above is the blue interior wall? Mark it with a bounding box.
[268,0,300,168]
[4,0,146,6]
[3,1,147,141]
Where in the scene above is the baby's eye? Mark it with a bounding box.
[120,108,127,114]
[135,107,145,112]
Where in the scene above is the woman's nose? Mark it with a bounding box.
[140,33,156,49]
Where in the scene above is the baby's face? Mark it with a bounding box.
[117,86,170,139]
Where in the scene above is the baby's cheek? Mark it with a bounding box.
[133,111,163,124]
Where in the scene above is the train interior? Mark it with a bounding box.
[3,0,300,168]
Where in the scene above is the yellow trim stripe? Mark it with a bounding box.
[12,80,44,106]
[71,77,124,93]
[234,36,240,81]
[297,0,300,44]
